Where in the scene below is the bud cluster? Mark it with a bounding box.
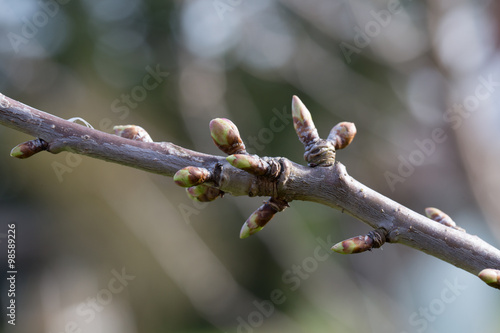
[292,95,356,167]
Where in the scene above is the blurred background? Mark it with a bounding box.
[1,0,500,332]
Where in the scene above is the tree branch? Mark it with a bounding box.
[1,92,500,290]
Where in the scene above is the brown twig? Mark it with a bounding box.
[1,92,500,289]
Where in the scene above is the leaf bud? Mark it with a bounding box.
[173,166,211,187]
[209,118,246,155]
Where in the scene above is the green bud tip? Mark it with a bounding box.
[239,201,280,239]
[10,145,24,158]
[173,167,210,187]
[327,122,357,150]
[209,118,246,155]
[240,209,263,239]
[114,125,153,142]
[239,221,263,239]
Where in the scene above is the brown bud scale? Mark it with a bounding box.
[10,138,48,159]
[114,125,153,142]
[478,268,500,290]
[332,228,386,254]
[240,197,288,239]
[173,166,211,187]
[209,118,246,155]
[327,122,357,150]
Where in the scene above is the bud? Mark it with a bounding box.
[10,138,47,159]
[209,118,246,155]
[186,185,222,202]
[226,154,269,176]
[292,95,319,147]
[240,202,278,239]
[114,125,153,142]
[239,198,288,239]
[478,269,500,289]
[425,207,456,228]
[327,122,357,150]
[332,229,386,254]
[331,235,374,254]
[173,166,210,187]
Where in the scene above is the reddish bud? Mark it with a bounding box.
[173,166,210,187]
[186,185,222,202]
[209,118,246,155]
[292,96,319,147]
[327,122,357,150]
[332,235,374,254]
[240,198,288,239]
[226,154,269,176]
[332,229,386,254]
[478,269,500,289]
[10,138,48,159]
